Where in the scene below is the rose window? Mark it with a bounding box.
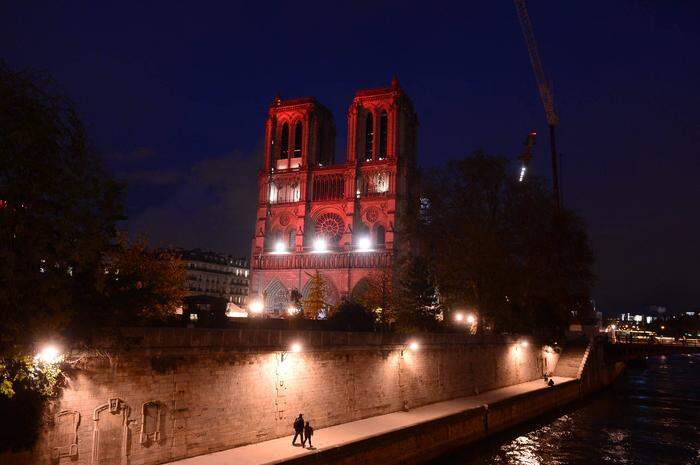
[315,213,344,242]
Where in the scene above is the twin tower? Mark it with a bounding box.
[249,78,419,316]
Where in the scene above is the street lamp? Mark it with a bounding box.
[249,299,264,315]
[454,312,464,322]
[273,241,287,254]
[35,345,61,364]
[466,314,476,325]
[357,236,372,252]
[313,238,328,253]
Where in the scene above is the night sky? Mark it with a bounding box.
[3,2,699,314]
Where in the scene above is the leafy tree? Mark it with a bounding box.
[394,256,443,332]
[92,235,187,326]
[354,267,395,328]
[329,300,376,332]
[420,150,594,340]
[0,61,123,358]
[302,271,328,319]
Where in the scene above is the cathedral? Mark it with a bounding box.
[249,78,418,316]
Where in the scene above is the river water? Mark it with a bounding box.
[433,354,700,465]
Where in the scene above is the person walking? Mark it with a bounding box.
[292,414,304,446]
[302,421,314,448]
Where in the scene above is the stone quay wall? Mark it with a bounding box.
[3,327,557,465]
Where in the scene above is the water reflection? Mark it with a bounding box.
[432,354,700,465]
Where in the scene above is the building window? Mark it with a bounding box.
[288,229,295,249]
[378,110,388,159]
[280,123,289,160]
[293,121,303,158]
[364,113,374,161]
[269,182,300,204]
[312,174,344,201]
[375,225,385,247]
[189,313,198,321]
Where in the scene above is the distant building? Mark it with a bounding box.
[176,249,249,319]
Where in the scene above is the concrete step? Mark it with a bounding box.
[553,344,589,378]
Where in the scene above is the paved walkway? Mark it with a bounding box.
[166,377,575,465]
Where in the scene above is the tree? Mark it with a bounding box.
[394,256,443,332]
[91,235,187,326]
[420,150,594,340]
[302,271,328,319]
[0,61,123,357]
[354,267,395,328]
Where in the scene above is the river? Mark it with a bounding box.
[432,354,700,465]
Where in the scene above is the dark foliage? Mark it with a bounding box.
[329,300,376,332]
[420,150,595,340]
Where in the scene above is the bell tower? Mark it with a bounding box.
[346,76,418,168]
[264,96,335,172]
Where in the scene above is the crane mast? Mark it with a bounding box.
[513,0,561,207]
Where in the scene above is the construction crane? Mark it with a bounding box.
[513,0,561,207]
[518,131,537,182]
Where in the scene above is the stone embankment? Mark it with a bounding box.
[165,337,621,465]
[3,328,559,465]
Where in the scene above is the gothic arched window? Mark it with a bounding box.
[375,225,386,247]
[288,229,296,249]
[293,121,303,158]
[364,113,374,161]
[280,123,289,160]
[378,110,388,159]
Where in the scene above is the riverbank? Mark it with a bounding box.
[165,376,580,465]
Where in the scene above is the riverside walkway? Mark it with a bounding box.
[166,376,574,465]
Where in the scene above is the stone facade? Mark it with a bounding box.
[3,328,555,465]
[250,78,419,316]
[175,248,249,314]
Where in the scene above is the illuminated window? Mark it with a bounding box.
[365,113,374,161]
[189,313,198,321]
[378,110,387,159]
[270,182,299,204]
[293,121,303,158]
[280,123,289,159]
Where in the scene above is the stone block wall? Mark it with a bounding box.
[3,328,554,465]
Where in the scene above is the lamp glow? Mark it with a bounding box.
[466,314,476,325]
[519,340,529,348]
[287,306,298,316]
[454,312,464,322]
[35,345,61,364]
[274,241,287,254]
[408,341,419,351]
[357,236,372,251]
[249,299,264,314]
[313,238,328,253]
[290,342,302,353]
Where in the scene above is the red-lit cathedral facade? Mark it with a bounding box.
[250,79,418,316]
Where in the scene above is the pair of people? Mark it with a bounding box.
[292,413,314,448]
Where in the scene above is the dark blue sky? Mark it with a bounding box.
[3,1,699,313]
